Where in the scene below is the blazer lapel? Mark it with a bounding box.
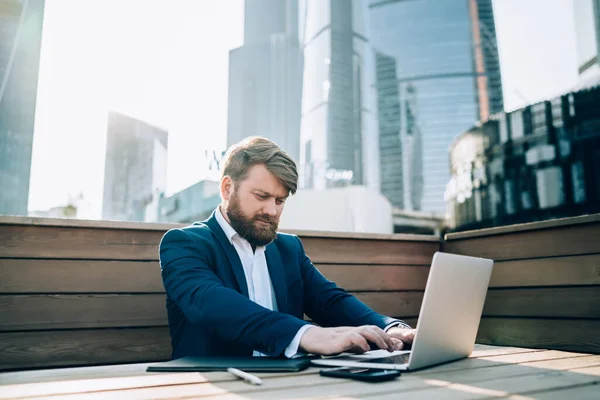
[265,240,289,314]
[203,212,249,298]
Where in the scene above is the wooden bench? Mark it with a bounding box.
[1,214,599,372]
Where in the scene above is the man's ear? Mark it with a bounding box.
[220,176,234,201]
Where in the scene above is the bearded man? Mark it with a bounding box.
[159,136,415,359]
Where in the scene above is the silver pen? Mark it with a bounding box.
[227,367,263,385]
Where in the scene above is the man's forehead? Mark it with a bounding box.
[240,165,289,197]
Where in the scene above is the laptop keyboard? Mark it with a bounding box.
[366,353,411,365]
[330,352,411,365]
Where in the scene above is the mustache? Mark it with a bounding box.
[253,214,277,224]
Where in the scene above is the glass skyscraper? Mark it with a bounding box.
[573,0,600,83]
[102,112,168,222]
[227,0,303,162]
[0,0,45,216]
[299,0,379,190]
[370,0,503,213]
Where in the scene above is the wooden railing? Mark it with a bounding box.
[1,214,598,371]
[0,216,438,371]
[443,214,600,354]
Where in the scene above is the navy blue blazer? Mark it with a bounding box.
[159,210,404,359]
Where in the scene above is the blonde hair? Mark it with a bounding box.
[221,136,298,194]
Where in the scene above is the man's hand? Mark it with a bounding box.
[299,325,403,355]
[386,327,416,350]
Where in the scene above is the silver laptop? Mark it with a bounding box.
[311,252,494,371]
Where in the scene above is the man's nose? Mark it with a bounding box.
[263,199,277,216]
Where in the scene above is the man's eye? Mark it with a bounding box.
[256,194,268,199]
[276,199,285,205]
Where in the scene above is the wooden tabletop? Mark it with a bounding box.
[1,345,599,399]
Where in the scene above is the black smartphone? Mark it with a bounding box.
[319,366,401,382]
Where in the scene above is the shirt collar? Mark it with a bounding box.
[215,205,238,245]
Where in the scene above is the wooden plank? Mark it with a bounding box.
[0,372,231,399]
[469,347,541,358]
[0,224,439,263]
[415,355,600,382]
[521,382,600,400]
[490,254,600,287]
[444,213,600,240]
[0,363,162,385]
[0,327,171,371]
[0,225,163,260]
[572,365,600,375]
[0,363,316,386]
[376,372,600,400]
[442,222,600,261]
[302,236,439,265]
[0,292,417,332]
[415,350,591,375]
[3,255,598,295]
[477,318,600,354]
[482,287,600,318]
[0,259,164,293]
[525,355,600,371]
[354,292,423,319]
[320,264,430,291]
[0,215,439,242]
[0,372,343,400]
[452,369,600,399]
[0,260,429,293]
[0,215,182,231]
[289,229,440,242]
[0,294,168,331]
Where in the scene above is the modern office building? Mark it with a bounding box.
[227,0,303,162]
[157,180,221,223]
[299,0,380,191]
[369,0,503,214]
[279,186,393,233]
[574,0,600,83]
[102,112,168,222]
[446,85,600,231]
[375,52,404,208]
[0,0,45,216]
[375,51,424,210]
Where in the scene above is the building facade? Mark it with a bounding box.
[0,0,45,216]
[102,112,168,222]
[369,0,503,214]
[299,0,379,191]
[279,186,393,234]
[157,180,221,223]
[227,0,303,162]
[574,0,600,83]
[446,85,600,231]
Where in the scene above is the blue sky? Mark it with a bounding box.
[28,0,580,218]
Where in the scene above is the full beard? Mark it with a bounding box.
[225,193,279,247]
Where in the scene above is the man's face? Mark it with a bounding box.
[223,164,289,246]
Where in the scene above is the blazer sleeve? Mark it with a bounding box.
[160,228,309,356]
[296,236,410,330]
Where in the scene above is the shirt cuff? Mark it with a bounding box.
[284,324,315,358]
[384,321,412,332]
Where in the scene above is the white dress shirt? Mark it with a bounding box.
[215,207,312,357]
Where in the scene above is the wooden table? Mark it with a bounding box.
[1,345,599,399]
